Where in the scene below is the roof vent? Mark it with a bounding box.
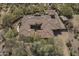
[30,23,42,31]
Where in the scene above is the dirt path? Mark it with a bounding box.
[0,29,4,55]
[57,32,70,56]
[0,41,3,56]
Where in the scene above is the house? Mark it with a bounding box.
[14,10,67,38]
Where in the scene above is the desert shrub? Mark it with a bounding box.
[24,4,48,15]
[11,41,28,56]
[19,34,34,43]
[3,34,64,56]
[58,5,73,19]
[51,4,74,18]
[1,13,14,28]
[12,7,24,17]
[22,36,63,56]
[69,48,77,56]
[4,28,18,39]
[69,4,79,14]
[51,4,59,10]
[4,37,28,56]
[66,41,72,48]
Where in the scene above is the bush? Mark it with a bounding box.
[12,7,24,17]
[69,4,79,14]
[1,13,14,28]
[51,4,58,10]
[3,34,64,56]
[4,28,18,39]
[58,5,73,19]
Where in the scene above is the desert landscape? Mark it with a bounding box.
[0,3,79,56]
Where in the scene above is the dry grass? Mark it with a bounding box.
[71,15,79,28]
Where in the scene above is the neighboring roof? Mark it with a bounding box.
[60,16,68,21]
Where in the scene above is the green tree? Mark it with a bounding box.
[58,4,73,19]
